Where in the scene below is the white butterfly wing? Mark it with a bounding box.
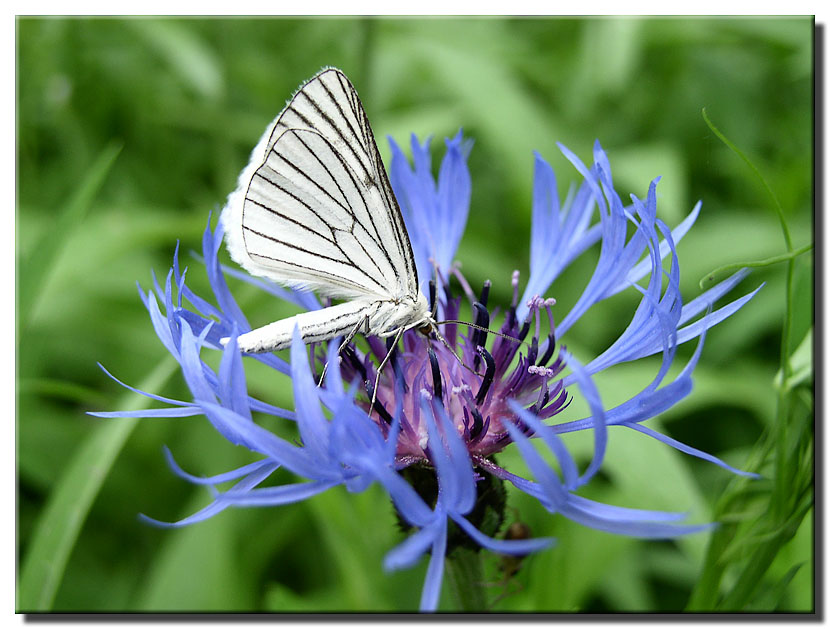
[221,67,419,301]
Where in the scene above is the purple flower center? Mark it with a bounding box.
[327,269,569,465]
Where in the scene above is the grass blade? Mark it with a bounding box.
[18,142,122,327]
[18,356,177,611]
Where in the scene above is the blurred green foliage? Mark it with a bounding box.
[17,16,813,612]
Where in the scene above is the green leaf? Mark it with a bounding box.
[18,356,177,611]
[774,328,813,391]
[135,507,253,610]
[305,485,391,609]
[128,19,224,101]
[17,142,122,328]
[263,583,343,612]
[744,563,804,611]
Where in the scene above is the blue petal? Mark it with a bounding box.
[388,131,472,287]
[144,292,179,359]
[423,400,475,515]
[504,420,569,504]
[177,320,217,404]
[373,466,435,528]
[612,201,701,295]
[519,167,601,321]
[434,402,476,514]
[566,493,690,522]
[218,480,338,506]
[592,140,614,186]
[529,152,560,275]
[508,402,579,489]
[202,219,249,329]
[623,284,762,362]
[290,326,330,459]
[555,497,716,539]
[556,165,634,334]
[679,268,750,325]
[217,327,253,421]
[505,423,716,538]
[162,445,278,485]
[322,338,344,393]
[95,362,192,407]
[198,401,327,480]
[436,131,472,273]
[452,514,555,555]
[88,407,203,419]
[420,519,448,612]
[670,285,764,352]
[577,209,681,377]
[248,398,296,421]
[627,423,760,478]
[563,352,607,485]
[139,458,278,527]
[384,520,441,572]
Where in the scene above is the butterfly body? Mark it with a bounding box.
[234,293,432,354]
[220,67,430,354]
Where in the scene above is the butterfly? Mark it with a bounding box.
[220,67,434,360]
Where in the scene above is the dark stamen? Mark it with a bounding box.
[427,347,443,405]
[471,301,490,370]
[472,414,491,445]
[478,280,491,308]
[537,333,556,366]
[462,407,471,437]
[517,319,531,342]
[342,345,367,381]
[514,411,536,437]
[471,302,490,346]
[428,279,437,314]
[528,335,538,365]
[504,305,517,332]
[535,376,550,410]
[540,388,570,419]
[384,335,406,389]
[469,407,485,440]
[364,379,393,424]
[475,346,496,405]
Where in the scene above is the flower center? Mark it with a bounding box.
[320,270,570,464]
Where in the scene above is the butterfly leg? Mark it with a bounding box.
[316,315,369,387]
[368,325,404,419]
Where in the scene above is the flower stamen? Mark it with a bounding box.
[427,347,443,405]
[475,346,496,405]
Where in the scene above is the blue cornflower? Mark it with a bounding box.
[94,132,761,611]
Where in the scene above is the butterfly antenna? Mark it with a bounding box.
[435,319,532,350]
[428,322,483,378]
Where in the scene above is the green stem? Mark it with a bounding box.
[701,108,792,252]
[688,108,810,612]
[445,548,488,611]
[698,243,813,289]
[772,258,795,519]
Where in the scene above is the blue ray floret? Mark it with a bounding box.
[94,134,761,611]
